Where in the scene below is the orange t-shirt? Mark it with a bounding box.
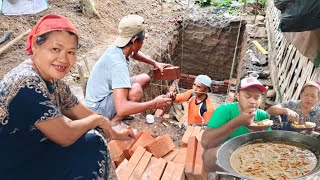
[173,89,215,125]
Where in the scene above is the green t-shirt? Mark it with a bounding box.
[207,102,269,142]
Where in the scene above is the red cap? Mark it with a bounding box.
[238,77,267,93]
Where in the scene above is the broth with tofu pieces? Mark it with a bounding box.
[230,142,317,180]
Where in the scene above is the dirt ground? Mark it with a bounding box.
[0,0,186,179]
[0,0,271,179]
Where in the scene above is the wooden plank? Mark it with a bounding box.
[278,47,296,85]
[275,40,287,67]
[283,57,304,101]
[292,59,313,100]
[280,54,300,94]
[278,44,293,80]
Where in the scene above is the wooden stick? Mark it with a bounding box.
[0,29,31,55]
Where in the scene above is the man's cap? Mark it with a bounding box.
[114,15,145,47]
[237,77,267,93]
[303,81,320,91]
[195,75,212,92]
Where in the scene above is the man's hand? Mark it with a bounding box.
[237,109,256,126]
[154,62,172,74]
[283,108,299,124]
[154,95,172,109]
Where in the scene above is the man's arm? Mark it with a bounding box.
[201,116,243,149]
[132,51,172,72]
[132,51,157,66]
[201,110,255,149]
[113,88,171,116]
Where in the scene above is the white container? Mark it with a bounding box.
[146,114,154,124]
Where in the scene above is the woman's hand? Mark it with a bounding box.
[283,108,299,124]
[111,128,135,141]
[154,62,172,74]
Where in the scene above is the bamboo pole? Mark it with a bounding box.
[0,29,31,55]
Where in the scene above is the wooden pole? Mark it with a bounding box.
[254,0,258,24]
[0,29,31,55]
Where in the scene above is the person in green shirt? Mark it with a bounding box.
[201,77,269,172]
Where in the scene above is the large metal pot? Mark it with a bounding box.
[216,131,320,179]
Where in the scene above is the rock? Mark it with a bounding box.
[256,15,265,22]
[80,0,101,18]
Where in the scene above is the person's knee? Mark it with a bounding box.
[135,73,151,89]
[129,83,143,102]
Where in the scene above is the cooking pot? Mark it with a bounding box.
[216,130,320,179]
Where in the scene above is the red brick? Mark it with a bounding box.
[191,126,201,137]
[114,155,126,167]
[141,157,159,180]
[163,148,179,162]
[173,148,187,164]
[185,137,198,175]
[108,140,123,161]
[154,66,181,80]
[171,163,185,180]
[129,131,154,156]
[145,135,176,158]
[161,161,176,180]
[155,109,164,117]
[129,151,152,180]
[116,159,128,178]
[196,130,204,142]
[186,174,196,180]
[193,141,207,180]
[181,126,194,147]
[118,146,146,180]
[146,158,167,180]
[111,138,135,160]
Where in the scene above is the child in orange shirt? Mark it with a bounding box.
[167,75,216,126]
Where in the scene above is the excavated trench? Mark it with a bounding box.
[142,14,247,112]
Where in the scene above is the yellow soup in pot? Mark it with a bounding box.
[230,142,317,180]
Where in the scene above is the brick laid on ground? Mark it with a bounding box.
[116,159,128,177]
[161,161,176,180]
[163,148,180,162]
[185,137,198,177]
[173,148,187,164]
[171,163,186,180]
[148,158,167,180]
[145,134,176,158]
[129,130,154,156]
[118,146,146,180]
[129,151,152,180]
[190,126,201,137]
[181,126,194,147]
[193,141,207,180]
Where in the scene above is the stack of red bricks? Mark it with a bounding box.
[108,127,207,180]
[178,73,237,95]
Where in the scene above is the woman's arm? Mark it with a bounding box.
[266,104,286,116]
[35,110,103,147]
